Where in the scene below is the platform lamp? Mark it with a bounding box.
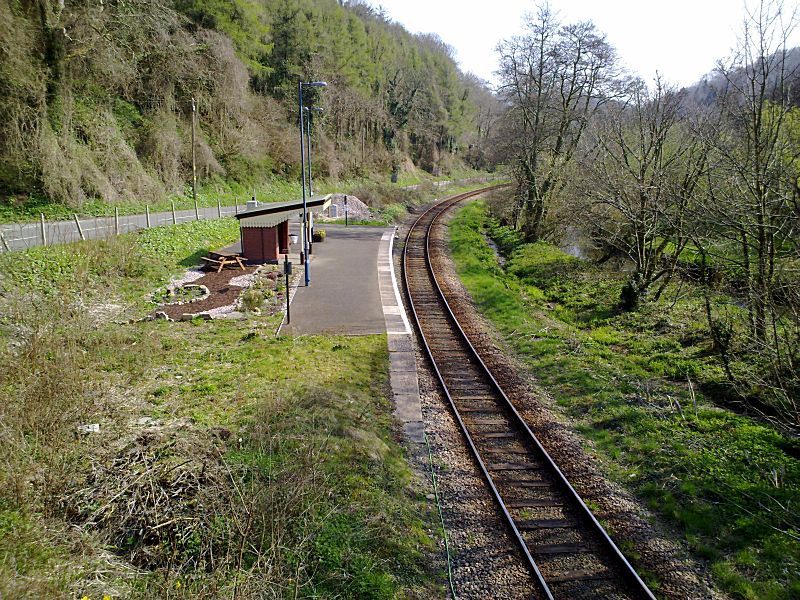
[299,80,327,286]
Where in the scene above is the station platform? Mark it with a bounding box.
[279,222,422,441]
[281,224,408,336]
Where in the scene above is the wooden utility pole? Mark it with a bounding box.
[191,97,198,217]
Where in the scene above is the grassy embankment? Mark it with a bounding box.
[0,167,489,224]
[0,217,441,598]
[449,201,800,600]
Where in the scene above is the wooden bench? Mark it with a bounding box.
[200,251,246,273]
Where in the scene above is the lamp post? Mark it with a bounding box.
[191,97,198,217]
[299,80,327,286]
[304,106,324,250]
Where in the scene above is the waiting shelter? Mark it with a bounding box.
[235,195,331,263]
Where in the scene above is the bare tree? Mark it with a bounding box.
[496,4,617,241]
[710,0,798,339]
[460,73,505,170]
[700,0,800,424]
[582,77,708,308]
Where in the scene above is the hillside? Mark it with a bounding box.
[0,0,493,211]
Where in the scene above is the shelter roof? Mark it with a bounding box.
[235,195,331,228]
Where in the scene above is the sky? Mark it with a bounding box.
[373,0,800,88]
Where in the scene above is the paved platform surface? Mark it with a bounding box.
[282,224,387,335]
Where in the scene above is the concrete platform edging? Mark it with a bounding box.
[379,229,424,443]
[379,229,411,335]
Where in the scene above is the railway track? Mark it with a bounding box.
[403,187,656,600]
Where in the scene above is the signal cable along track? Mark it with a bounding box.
[403,187,656,600]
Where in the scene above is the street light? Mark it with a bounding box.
[304,106,324,197]
[299,80,327,286]
[304,106,324,250]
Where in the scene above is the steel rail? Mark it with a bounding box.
[402,187,656,600]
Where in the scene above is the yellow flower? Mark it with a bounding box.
[81,596,91,600]
[175,580,182,590]
[103,596,112,600]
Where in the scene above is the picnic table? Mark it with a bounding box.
[200,250,246,273]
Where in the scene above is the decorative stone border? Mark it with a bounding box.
[149,283,210,307]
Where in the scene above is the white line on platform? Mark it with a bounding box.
[381,230,411,335]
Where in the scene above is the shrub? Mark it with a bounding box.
[240,288,264,312]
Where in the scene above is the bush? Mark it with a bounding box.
[312,228,326,242]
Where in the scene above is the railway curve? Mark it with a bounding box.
[402,187,656,600]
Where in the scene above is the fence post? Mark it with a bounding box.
[146,205,151,228]
[0,231,9,252]
[73,214,85,240]
[171,201,177,225]
[114,207,120,235]
[195,200,200,221]
[217,198,222,218]
[40,213,47,245]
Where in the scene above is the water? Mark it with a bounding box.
[485,235,506,267]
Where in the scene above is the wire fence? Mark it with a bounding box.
[0,202,245,253]
[0,177,501,254]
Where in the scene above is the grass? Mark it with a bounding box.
[0,218,240,301]
[0,216,442,598]
[449,200,800,600]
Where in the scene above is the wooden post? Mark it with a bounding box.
[284,251,291,324]
[171,201,177,225]
[191,97,198,217]
[146,205,151,228]
[217,198,222,218]
[40,213,46,245]
[73,214,85,240]
[114,207,119,235]
[0,231,10,252]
